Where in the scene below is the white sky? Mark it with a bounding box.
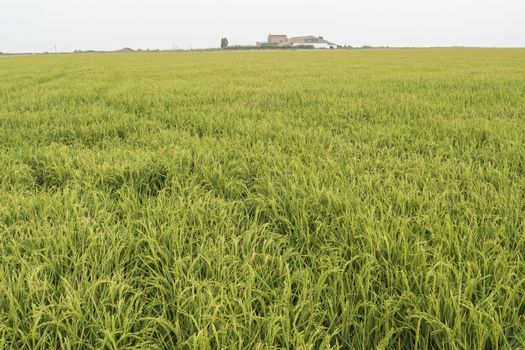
[1,0,524,52]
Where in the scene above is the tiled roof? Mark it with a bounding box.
[280,36,336,46]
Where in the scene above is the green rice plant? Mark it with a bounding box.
[0,49,525,349]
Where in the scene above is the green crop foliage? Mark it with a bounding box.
[1,49,525,349]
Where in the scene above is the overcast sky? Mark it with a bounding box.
[1,0,524,52]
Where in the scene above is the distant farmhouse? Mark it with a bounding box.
[257,34,338,49]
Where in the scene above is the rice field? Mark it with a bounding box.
[1,49,525,349]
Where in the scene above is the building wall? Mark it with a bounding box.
[291,42,336,49]
[268,35,288,44]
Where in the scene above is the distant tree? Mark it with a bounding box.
[318,36,324,40]
[221,37,229,49]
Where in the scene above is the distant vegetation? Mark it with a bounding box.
[223,44,332,50]
[221,37,229,49]
[0,49,524,348]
